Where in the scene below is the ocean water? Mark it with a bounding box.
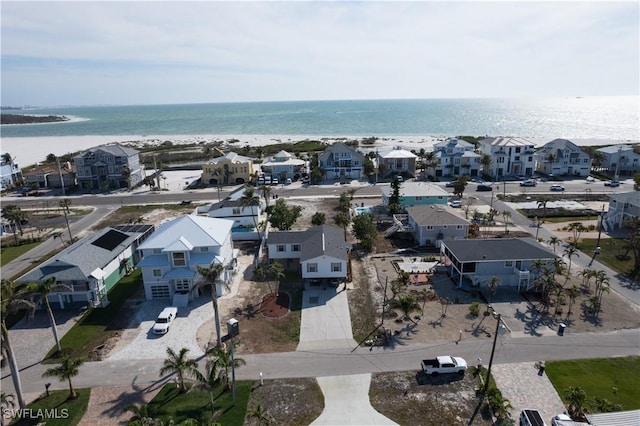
[1,97,638,141]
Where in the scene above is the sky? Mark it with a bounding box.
[1,1,639,107]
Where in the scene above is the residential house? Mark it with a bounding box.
[440,238,557,291]
[0,154,22,190]
[201,151,255,185]
[267,225,351,280]
[406,205,470,247]
[596,145,640,177]
[432,138,481,178]
[198,189,265,241]
[318,142,366,180]
[603,191,640,231]
[380,182,449,210]
[17,225,155,309]
[479,137,536,178]
[535,139,591,177]
[261,150,305,182]
[377,147,418,178]
[22,162,76,189]
[136,216,236,306]
[74,144,143,191]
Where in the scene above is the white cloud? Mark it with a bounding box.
[1,1,638,105]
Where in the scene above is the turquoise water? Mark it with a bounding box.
[1,97,638,140]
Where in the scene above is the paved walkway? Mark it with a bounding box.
[492,362,566,425]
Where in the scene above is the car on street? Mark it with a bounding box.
[520,179,537,187]
[448,200,462,208]
[152,307,178,335]
[550,184,565,191]
[476,184,493,192]
[586,176,595,183]
[604,180,620,187]
[179,200,192,206]
[421,355,468,376]
[445,181,456,187]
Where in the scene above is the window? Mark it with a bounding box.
[505,260,513,268]
[331,263,342,272]
[515,147,521,153]
[175,279,191,291]
[153,269,162,277]
[426,225,433,230]
[528,156,533,162]
[201,247,209,252]
[172,252,186,267]
[514,156,520,161]
[415,196,422,201]
[307,263,318,273]
[153,248,162,254]
[277,245,286,252]
[232,208,241,215]
[443,225,448,229]
[292,244,300,252]
[457,225,463,229]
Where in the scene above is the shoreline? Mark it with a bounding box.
[1,134,637,168]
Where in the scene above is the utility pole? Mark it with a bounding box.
[483,313,501,394]
[153,154,160,189]
[56,157,66,196]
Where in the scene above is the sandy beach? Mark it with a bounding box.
[1,134,636,168]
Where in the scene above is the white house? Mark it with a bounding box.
[136,216,236,306]
[377,147,418,178]
[432,138,481,178]
[479,137,536,178]
[603,191,640,231]
[596,145,640,177]
[535,138,591,177]
[261,150,306,182]
[267,225,351,280]
[200,189,264,241]
[0,154,22,190]
[406,205,470,247]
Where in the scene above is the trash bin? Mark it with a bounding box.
[558,323,566,336]
[227,318,239,337]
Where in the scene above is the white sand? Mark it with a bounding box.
[1,134,635,168]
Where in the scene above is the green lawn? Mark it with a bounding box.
[45,270,142,362]
[145,382,252,425]
[13,389,90,426]
[546,357,640,411]
[542,216,597,223]
[0,241,41,267]
[580,238,635,277]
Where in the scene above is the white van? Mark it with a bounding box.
[520,409,547,426]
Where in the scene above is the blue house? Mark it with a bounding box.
[380,182,449,210]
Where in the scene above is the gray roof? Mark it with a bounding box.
[78,143,139,157]
[18,225,153,283]
[319,142,365,162]
[442,238,555,262]
[597,144,634,154]
[480,137,535,148]
[268,225,351,261]
[406,205,470,226]
[586,409,640,426]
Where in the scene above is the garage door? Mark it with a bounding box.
[150,285,170,299]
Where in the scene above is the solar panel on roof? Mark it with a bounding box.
[92,229,129,251]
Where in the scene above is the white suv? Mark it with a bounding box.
[153,307,178,335]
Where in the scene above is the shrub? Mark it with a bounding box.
[469,301,480,317]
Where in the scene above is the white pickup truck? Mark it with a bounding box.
[152,307,178,335]
[421,355,468,376]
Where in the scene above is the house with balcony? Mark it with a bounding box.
[17,224,155,309]
[261,150,306,182]
[595,145,640,177]
[201,151,255,185]
[136,216,236,306]
[377,147,417,178]
[405,205,470,247]
[603,191,640,231]
[440,238,556,291]
[479,137,536,179]
[267,225,351,280]
[380,182,449,210]
[74,144,143,191]
[318,142,365,180]
[198,189,265,241]
[22,162,76,189]
[0,154,22,190]
[432,138,481,178]
[535,139,591,177]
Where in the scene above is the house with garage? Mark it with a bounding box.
[201,151,255,185]
[198,189,265,241]
[603,191,640,231]
[136,216,236,306]
[479,137,536,179]
[595,144,640,177]
[22,162,76,190]
[267,225,351,281]
[535,138,591,177]
[440,238,556,291]
[261,150,306,182]
[0,154,23,190]
[377,147,418,178]
[17,224,155,309]
[380,181,449,210]
[432,138,481,178]
[74,144,143,191]
[406,205,470,248]
[318,142,366,180]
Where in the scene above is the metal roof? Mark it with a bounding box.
[442,238,556,262]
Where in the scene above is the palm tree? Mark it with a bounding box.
[486,388,513,422]
[1,279,35,409]
[239,187,262,238]
[249,403,274,425]
[480,154,493,176]
[124,403,160,425]
[501,211,511,234]
[563,245,579,276]
[593,271,610,317]
[121,166,132,191]
[268,261,285,295]
[42,356,84,399]
[188,357,222,419]
[565,386,587,420]
[537,198,550,220]
[390,294,420,324]
[159,347,198,394]
[197,263,225,348]
[59,199,73,243]
[333,211,350,240]
[24,277,73,353]
[566,284,579,316]
[486,276,500,303]
[207,345,246,391]
[548,236,560,254]
[260,184,272,210]
[1,205,26,245]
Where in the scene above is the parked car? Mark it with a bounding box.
[448,200,462,208]
[421,355,467,376]
[445,181,456,187]
[549,184,565,191]
[520,179,537,187]
[152,307,178,335]
[328,278,341,288]
[520,409,547,426]
[604,180,620,187]
[179,200,192,206]
[476,184,493,192]
[585,176,595,183]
